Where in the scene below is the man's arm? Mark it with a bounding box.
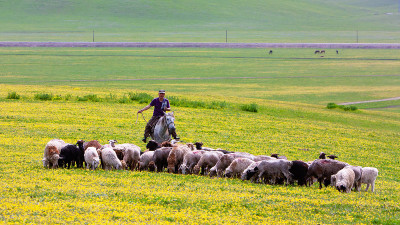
[138,104,151,113]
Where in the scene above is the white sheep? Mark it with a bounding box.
[101,147,122,170]
[333,167,355,193]
[224,158,255,178]
[84,147,100,170]
[361,167,379,192]
[43,139,67,169]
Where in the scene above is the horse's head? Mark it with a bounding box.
[164,112,176,135]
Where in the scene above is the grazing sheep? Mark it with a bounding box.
[193,151,224,175]
[84,147,100,170]
[101,147,122,170]
[167,144,192,173]
[306,159,349,189]
[122,147,141,171]
[151,147,173,172]
[209,153,254,177]
[289,160,309,186]
[344,165,363,191]
[43,139,66,169]
[139,151,155,171]
[361,167,379,192]
[179,150,205,174]
[241,161,263,183]
[333,167,355,193]
[76,140,86,168]
[59,144,81,169]
[224,158,255,178]
[253,159,293,185]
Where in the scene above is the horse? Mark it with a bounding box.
[151,112,176,144]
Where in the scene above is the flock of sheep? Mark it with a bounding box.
[43,139,378,193]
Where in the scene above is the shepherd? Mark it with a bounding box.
[137,90,179,143]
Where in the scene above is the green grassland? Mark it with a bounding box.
[0,47,400,224]
[0,0,399,42]
[1,47,400,108]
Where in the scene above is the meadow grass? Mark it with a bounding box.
[0,84,399,224]
[0,0,399,43]
[1,47,400,108]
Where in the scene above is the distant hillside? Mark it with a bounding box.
[0,0,399,42]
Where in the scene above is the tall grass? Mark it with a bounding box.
[6,91,20,99]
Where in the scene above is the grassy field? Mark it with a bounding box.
[0,46,400,224]
[0,0,399,42]
[1,47,400,109]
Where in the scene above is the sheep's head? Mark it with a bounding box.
[160,141,172,147]
[148,161,156,172]
[108,139,118,147]
[93,158,100,170]
[224,169,232,178]
[193,165,200,175]
[209,167,217,177]
[76,140,85,146]
[328,155,338,160]
[147,140,160,151]
[179,164,189,174]
[271,153,279,158]
[194,142,203,150]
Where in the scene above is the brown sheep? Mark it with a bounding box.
[43,139,66,169]
[306,159,349,189]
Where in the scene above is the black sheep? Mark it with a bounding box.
[76,140,85,168]
[289,160,309,186]
[59,144,81,169]
[146,140,161,151]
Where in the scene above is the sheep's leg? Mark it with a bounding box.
[371,182,375,192]
[318,178,323,189]
[365,183,370,191]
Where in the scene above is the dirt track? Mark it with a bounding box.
[1,42,400,49]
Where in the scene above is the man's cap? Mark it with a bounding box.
[159,89,166,94]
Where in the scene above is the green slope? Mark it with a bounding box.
[0,0,399,42]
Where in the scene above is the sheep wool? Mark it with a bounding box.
[101,147,122,170]
[84,147,100,170]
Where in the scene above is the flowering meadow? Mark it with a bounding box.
[0,83,399,224]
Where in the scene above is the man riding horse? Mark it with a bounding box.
[137,90,179,143]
